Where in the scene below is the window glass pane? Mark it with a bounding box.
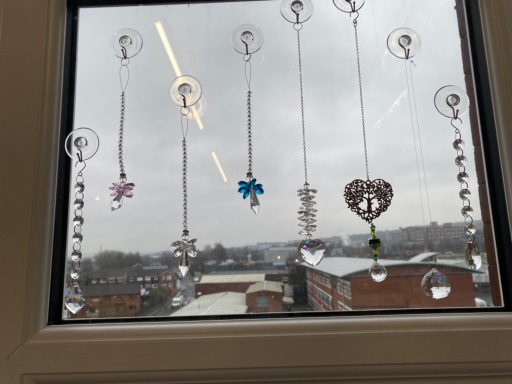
[62,0,500,320]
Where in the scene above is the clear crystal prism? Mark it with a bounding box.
[421,268,451,300]
[465,241,482,270]
[111,193,123,211]
[179,254,190,277]
[64,283,85,314]
[250,189,260,214]
[298,238,325,266]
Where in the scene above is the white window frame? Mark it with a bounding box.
[2,1,512,382]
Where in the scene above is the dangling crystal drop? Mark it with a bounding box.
[421,268,451,299]
[455,155,467,167]
[453,139,465,151]
[459,189,471,200]
[298,238,325,266]
[465,241,482,270]
[250,189,260,215]
[465,223,476,235]
[111,193,123,211]
[369,262,387,282]
[65,283,85,314]
[179,254,190,277]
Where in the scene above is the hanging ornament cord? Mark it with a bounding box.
[404,58,435,257]
[290,16,325,267]
[237,44,264,214]
[66,151,87,314]
[171,101,198,277]
[341,6,393,281]
[110,55,135,211]
[450,112,480,270]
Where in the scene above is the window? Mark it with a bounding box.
[5,0,512,382]
[49,0,512,324]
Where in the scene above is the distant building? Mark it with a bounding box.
[301,257,479,311]
[78,283,141,318]
[171,292,247,316]
[263,247,297,263]
[245,281,293,312]
[74,264,178,318]
[195,273,265,296]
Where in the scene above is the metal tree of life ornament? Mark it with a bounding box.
[334,0,393,283]
[64,127,100,314]
[169,75,202,277]
[281,0,325,267]
[109,28,142,211]
[232,24,265,214]
[435,85,482,271]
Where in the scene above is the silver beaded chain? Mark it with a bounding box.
[451,119,476,243]
[351,16,370,181]
[117,60,130,181]
[244,58,253,177]
[292,20,319,238]
[70,153,86,286]
[180,113,190,234]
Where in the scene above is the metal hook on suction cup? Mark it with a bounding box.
[75,150,87,175]
[398,39,410,60]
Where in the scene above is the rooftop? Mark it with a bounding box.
[198,274,266,284]
[246,281,283,294]
[81,283,140,297]
[171,292,247,316]
[302,256,480,278]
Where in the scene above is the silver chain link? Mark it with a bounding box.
[352,20,370,181]
[182,133,189,232]
[118,91,126,177]
[296,28,309,184]
[247,89,253,176]
[71,164,85,285]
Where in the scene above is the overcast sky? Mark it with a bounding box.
[68,0,484,256]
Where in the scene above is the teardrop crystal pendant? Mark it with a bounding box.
[298,238,325,266]
[369,261,387,283]
[111,192,123,211]
[65,283,86,315]
[421,268,451,299]
[179,254,190,277]
[465,241,482,270]
[249,189,260,214]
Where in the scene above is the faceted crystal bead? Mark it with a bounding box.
[250,189,260,215]
[74,182,85,193]
[74,199,84,210]
[457,172,469,183]
[455,155,467,167]
[465,241,482,270]
[461,205,473,217]
[453,139,465,151]
[298,238,325,266]
[369,262,387,283]
[465,223,476,235]
[71,250,81,262]
[72,233,83,243]
[111,193,123,211]
[73,216,84,226]
[459,189,471,200]
[179,254,190,277]
[64,284,86,314]
[421,268,451,299]
[70,269,79,280]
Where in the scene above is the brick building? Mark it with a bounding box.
[77,283,141,318]
[195,274,266,296]
[302,257,478,311]
[245,281,289,313]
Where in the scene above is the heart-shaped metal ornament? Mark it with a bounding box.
[344,179,393,223]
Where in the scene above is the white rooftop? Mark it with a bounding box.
[408,251,439,262]
[171,292,247,316]
[304,256,478,278]
[199,273,266,284]
[246,281,283,294]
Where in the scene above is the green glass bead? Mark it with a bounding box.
[369,237,381,250]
